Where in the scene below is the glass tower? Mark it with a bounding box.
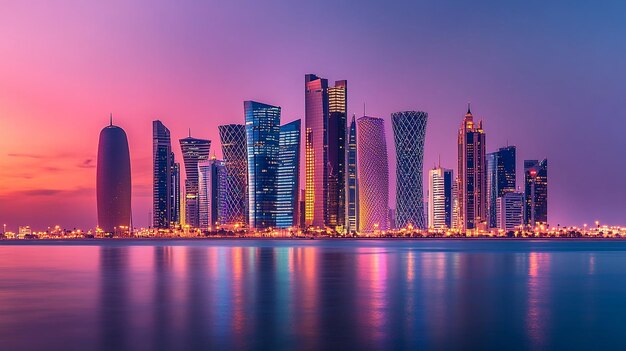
[179,134,211,228]
[97,117,132,234]
[304,74,329,229]
[244,101,281,229]
[524,159,548,226]
[219,124,248,227]
[392,111,428,229]
[198,158,227,230]
[327,80,347,230]
[457,105,487,232]
[346,115,358,233]
[356,116,389,232]
[487,146,516,228]
[276,119,301,228]
[152,120,173,228]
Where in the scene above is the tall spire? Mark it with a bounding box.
[188,128,191,137]
[109,113,113,126]
[467,102,472,115]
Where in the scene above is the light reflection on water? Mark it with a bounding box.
[1,240,626,350]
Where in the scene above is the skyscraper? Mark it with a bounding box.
[97,116,132,234]
[276,119,301,228]
[429,167,453,229]
[304,74,347,230]
[346,115,358,234]
[198,157,227,230]
[524,159,548,226]
[171,162,180,225]
[327,80,347,230]
[496,191,524,231]
[244,101,281,229]
[219,124,248,226]
[392,111,428,229]
[152,120,175,228]
[486,146,516,228]
[357,116,389,232]
[457,105,487,232]
[305,74,328,229]
[179,134,211,228]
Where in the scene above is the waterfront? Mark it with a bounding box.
[1,240,626,350]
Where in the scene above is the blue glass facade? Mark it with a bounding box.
[487,146,516,228]
[244,101,281,229]
[276,119,301,228]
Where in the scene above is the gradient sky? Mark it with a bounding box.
[1,0,625,230]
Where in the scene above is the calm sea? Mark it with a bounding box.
[1,239,625,351]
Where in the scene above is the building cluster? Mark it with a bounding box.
[95,74,548,236]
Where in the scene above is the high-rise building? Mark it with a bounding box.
[428,167,453,229]
[276,119,301,228]
[152,120,176,228]
[346,115,358,233]
[524,159,548,226]
[171,162,180,225]
[327,80,347,230]
[218,124,248,227]
[179,134,211,228]
[392,111,428,229]
[305,74,328,229]
[198,157,227,230]
[496,192,524,231]
[304,74,347,230]
[244,101,281,229]
[356,116,389,232]
[486,146,516,228]
[457,105,487,232]
[97,116,132,234]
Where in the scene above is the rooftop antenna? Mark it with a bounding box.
[438,154,441,168]
[188,128,191,137]
[467,102,471,114]
[363,102,366,116]
[109,113,113,126]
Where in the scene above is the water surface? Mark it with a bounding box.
[1,239,625,350]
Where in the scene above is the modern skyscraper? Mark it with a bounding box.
[198,157,227,230]
[327,80,347,230]
[305,74,328,229]
[496,191,524,231]
[276,119,301,228]
[457,105,487,232]
[179,133,211,228]
[428,167,453,229]
[219,124,248,226]
[244,101,281,229]
[392,111,428,229]
[171,162,180,225]
[524,159,548,226]
[152,120,175,228]
[346,114,358,233]
[486,146,516,228]
[97,116,132,234]
[356,116,389,232]
[304,74,347,230]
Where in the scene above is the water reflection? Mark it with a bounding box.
[2,241,626,350]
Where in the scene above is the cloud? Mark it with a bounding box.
[78,159,95,169]
[7,153,45,159]
[0,187,93,198]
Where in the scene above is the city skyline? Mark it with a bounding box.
[2,1,626,230]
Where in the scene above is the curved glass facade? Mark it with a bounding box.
[356,116,389,232]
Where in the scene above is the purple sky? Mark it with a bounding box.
[1,0,625,230]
